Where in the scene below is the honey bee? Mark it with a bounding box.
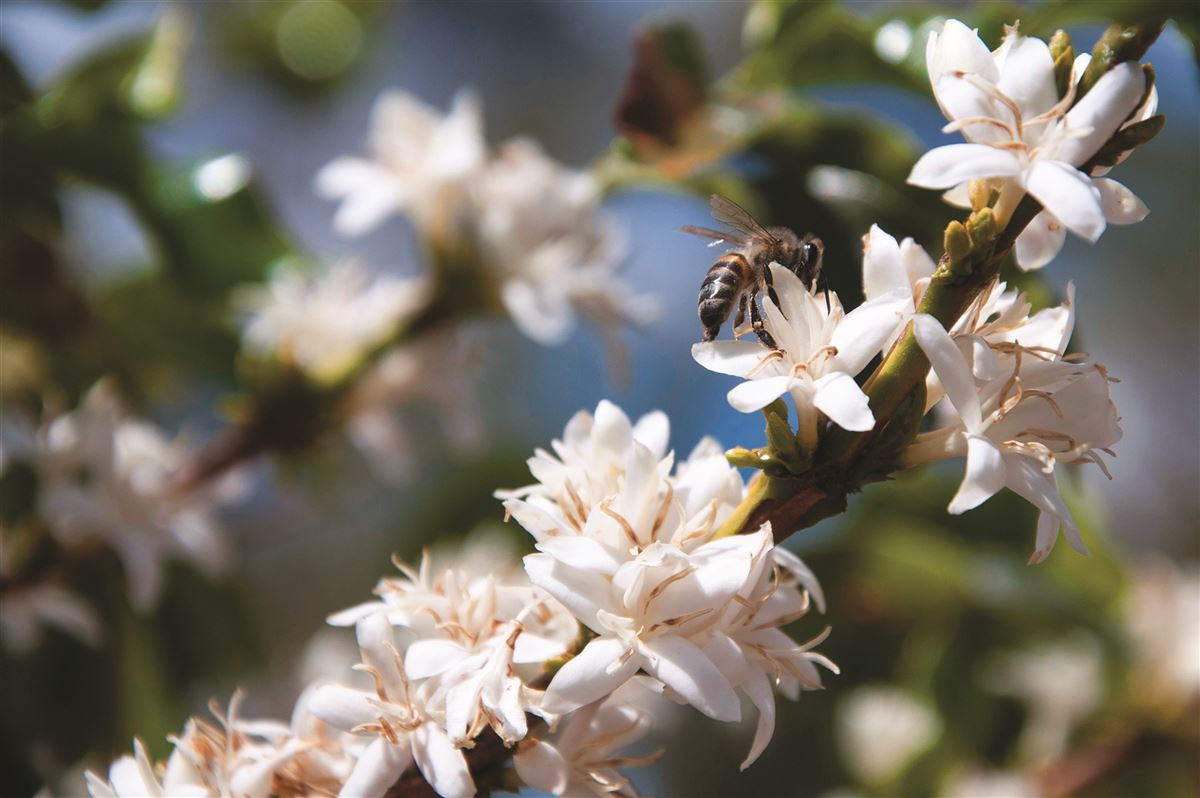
[682,194,825,349]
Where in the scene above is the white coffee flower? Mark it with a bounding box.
[837,686,940,786]
[85,693,327,798]
[692,264,908,446]
[310,614,475,798]
[701,544,836,769]
[238,260,429,384]
[862,224,937,312]
[910,21,1149,265]
[955,54,1158,269]
[474,138,656,348]
[85,738,212,798]
[514,694,656,797]
[906,315,1121,563]
[316,89,485,238]
[9,382,231,611]
[531,527,777,724]
[861,224,937,351]
[916,281,1077,411]
[497,399,671,511]
[327,550,577,747]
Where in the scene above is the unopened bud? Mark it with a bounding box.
[967,208,997,249]
[1049,30,1075,98]
[764,405,807,473]
[968,179,993,211]
[944,220,971,264]
[1048,29,1072,61]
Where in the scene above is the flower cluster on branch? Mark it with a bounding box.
[72,14,1171,798]
[86,402,832,797]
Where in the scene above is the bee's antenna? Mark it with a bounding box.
[820,270,831,313]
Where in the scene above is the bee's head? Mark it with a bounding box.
[798,236,824,287]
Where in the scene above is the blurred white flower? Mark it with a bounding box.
[238,260,429,384]
[316,89,485,238]
[911,20,1150,268]
[984,633,1102,766]
[837,685,941,786]
[514,694,657,797]
[310,614,475,798]
[315,89,654,366]
[474,138,656,349]
[906,315,1121,563]
[343,332,484,483]
[944,767,1042,798]
[5,382,233,611]
[1124,560,1200,715]
[0,576,101,655]
[692,264,908,447]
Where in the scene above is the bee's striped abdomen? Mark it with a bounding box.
[698,253,753,341]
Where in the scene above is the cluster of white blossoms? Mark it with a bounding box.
[693,15,1147,563]
[910,20,1154,269]
[0,381,234,653]
[76,16,1164,798]
[85,401,831,797]
[234,89,657,481]
[500,401,835,770]
[315,89,655,348]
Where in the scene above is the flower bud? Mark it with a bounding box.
[966,208,997,249]
[1048,30,1074,98]
[1078,21,1165,98]
[943,220,971,265]
[967,179,993,211]
[764,401,808,473]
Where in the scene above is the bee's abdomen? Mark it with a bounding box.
[698,253,752,339]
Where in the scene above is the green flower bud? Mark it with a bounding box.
[1049,30,1075,98]
[944,220,971,264]
[967,208,997,249]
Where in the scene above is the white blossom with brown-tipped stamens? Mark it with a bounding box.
[905,314,1122,563]
[514,693,659,797]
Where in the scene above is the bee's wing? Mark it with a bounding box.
[678,225,745,247]
[709,194,778,245]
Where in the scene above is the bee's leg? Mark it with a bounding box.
[749,291,778,350]
[763,265,781,309]
[733,293,748,332]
